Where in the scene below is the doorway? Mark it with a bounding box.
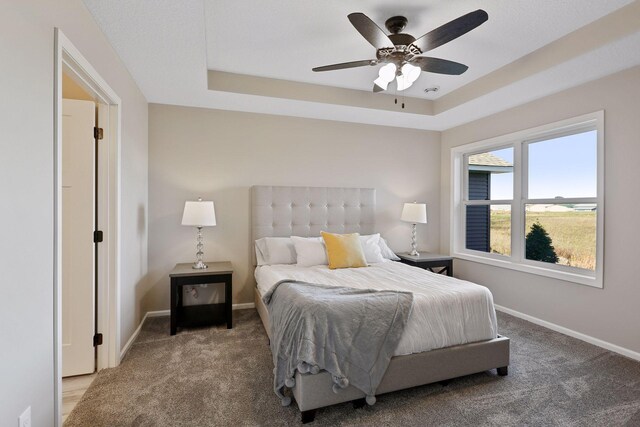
[61,95,97,377]
[54,29,122,426]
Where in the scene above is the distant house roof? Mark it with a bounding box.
[468,152,513,173]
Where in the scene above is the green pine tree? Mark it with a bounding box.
[525,221,559,263]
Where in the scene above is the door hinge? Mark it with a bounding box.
[93,333,103,347]
[94,127,104,140]
[93,230,103,243]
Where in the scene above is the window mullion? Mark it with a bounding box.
[456,152,466,253]
[465,199,513,206]
[462,154,469,202]
[523,197,598,205]
[511,141,524,262]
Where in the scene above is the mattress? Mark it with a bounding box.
[255,261,498,356]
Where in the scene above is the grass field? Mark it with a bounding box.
[490,210,596,270]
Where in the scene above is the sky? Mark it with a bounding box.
[486,130,597,200]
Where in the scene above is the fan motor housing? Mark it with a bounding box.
[389,33,416,47]
[385,16,418,52]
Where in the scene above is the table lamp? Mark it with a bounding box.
[182,198,216,269]
[401,202,427,256]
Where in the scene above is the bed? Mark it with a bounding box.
[251,185,510,423]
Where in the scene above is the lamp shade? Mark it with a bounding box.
[182,200,216,227]
[401,203,427,224]
[396,64,421,91]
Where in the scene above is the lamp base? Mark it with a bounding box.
[192,226,208,269]
[192,260,208,269]
[409,223,420,257]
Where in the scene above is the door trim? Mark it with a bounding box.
[54,28,122,427]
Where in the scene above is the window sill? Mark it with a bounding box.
[452,251,602,289]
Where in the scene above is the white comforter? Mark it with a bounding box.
[255,261,498,356]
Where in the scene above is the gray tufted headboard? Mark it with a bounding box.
[251,186,376,243]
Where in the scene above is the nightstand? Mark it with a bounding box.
[169,261,233,335]
[396,252,454,276]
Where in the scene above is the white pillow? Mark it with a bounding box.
[254,237,297,266]
[378,236,400,261]
[359,234,385,263]
[291,236,328,267]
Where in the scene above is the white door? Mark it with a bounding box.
[62,99,96,377]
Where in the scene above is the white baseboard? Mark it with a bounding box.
[146,309,170,317]
[120,303,256,360]
[494,304,640,362]
[120,312,150,360]
[233,302,255,310]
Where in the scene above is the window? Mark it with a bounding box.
[452,112,604,287]
[464,147,514,256]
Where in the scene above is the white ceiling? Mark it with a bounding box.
[83,0,640,130]
[205,0,632,99]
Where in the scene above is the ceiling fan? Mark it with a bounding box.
[312,9,488,93]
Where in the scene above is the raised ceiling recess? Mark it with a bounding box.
[83,0,640,130]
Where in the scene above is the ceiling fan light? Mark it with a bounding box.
[396,75,412,91]
[402,63,421,83]
[373,77,389,90]
[378,63,397,82]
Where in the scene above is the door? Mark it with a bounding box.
[62,99,96,377]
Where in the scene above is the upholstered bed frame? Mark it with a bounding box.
[251,185,510,423]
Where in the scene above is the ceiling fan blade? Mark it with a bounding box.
[312,59,376,72]
[411,57,468,75]
[410,9,488,54]
[348,13,394,49]
[373,84,385,93]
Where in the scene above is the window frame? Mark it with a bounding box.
[451,111,604,288]
[463,144,515,260]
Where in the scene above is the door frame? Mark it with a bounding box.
[53,28,121,426]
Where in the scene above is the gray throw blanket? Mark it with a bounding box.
[263,280,414,406]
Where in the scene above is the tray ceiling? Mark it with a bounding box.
[83,0,640,130]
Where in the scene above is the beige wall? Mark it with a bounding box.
[147,104,441,310]
[440,66,640,354]
[0,1,147,424]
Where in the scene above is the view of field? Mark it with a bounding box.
[490,210,597,270]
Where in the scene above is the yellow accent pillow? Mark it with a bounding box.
[321,232,368,269]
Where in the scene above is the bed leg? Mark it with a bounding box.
[301,409,316,424]
[497,366,508,376]
[352,398,367,409]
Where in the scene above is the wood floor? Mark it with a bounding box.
[62,373,96,424]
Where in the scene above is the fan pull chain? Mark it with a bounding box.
[393,86,404,109]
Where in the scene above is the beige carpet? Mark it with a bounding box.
[65,309,640,426]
